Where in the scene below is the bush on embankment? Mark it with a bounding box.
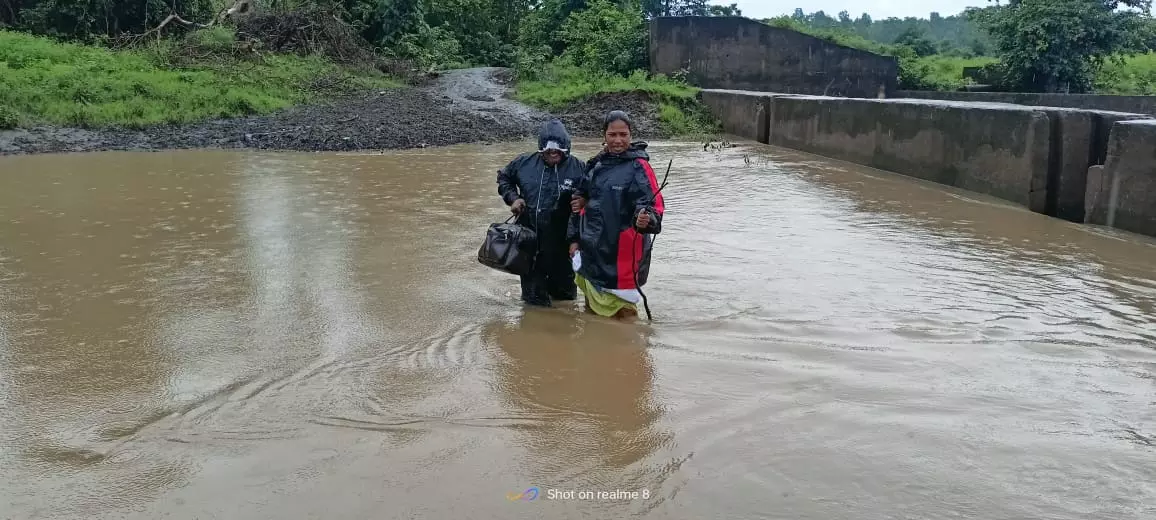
[0,28,397,130]
[509,0,720,139]
[514,63,721,139]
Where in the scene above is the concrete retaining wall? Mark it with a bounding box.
[895,90,1156,118]
[769,96,1051,211]
[1085,120,1156,237]
[651,16,897,97]
[699,89,1156,237]
[699,90,773,144]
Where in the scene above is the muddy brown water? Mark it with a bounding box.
[2,141,1156,519]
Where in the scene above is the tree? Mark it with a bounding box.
[967,0,1152,92]
[640,0,738,17]
[893,26,937,56]
[558,0,647,75]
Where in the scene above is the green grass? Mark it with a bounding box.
[514,64,719,137]
[0,29,399,130]
[1096,52,1156,95]
[514,65,700,109]
[893,52,1156,94]
[909,55,999,90]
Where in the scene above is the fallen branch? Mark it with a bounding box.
[216,0,255,24]
[112,13,212,49]
[147,14,211,37]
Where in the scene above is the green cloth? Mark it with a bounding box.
[575,273,637,317]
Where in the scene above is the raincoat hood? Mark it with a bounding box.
[537,119,573,155]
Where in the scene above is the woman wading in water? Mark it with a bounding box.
[566,111,665,319]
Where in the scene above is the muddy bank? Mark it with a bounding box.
[0,67,673,156]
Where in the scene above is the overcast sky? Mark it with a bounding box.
[728,0,990,20]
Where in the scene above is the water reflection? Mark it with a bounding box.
[485,309,671,488]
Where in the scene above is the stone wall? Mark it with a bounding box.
[650,16,897,98]
[697,89,1156,238]
[895,90,1156,118]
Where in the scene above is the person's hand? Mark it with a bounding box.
[570,194,586,213]
[569,243,579,257]
[510,198,525,214]
[635,210,650,229]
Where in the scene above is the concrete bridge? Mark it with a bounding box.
[648,16,1156,240]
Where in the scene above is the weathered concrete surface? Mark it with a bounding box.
[651,16,897,98]
[767,96,1052,211]
[698,90,801,143]
[700,89,1156,229]
[1042,109,1153,222]
[699,90,769,143]
[1085,120,1156,237]
[896,90,1156,118]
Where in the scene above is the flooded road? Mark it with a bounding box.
[2,141,1155,519]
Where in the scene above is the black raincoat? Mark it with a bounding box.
[496,119,587,305]
[567,142,664,291]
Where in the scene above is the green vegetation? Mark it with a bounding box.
[777,3,1156,94]
[515,63,718,136]
[0,0,730,135]
[515,67,698,109]
[765,15,998,91]
[5,0,1156,133]
[511,0,723,135]
[0,29,397,129]
[1097,52,1156,95]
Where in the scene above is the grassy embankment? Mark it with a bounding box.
[781,19,1156,94]
[513,64,720,138]
[903,52,1156,94]
[0,29,398,130]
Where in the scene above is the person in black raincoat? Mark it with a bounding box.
[496,119,588,307]
[566,111,664,319]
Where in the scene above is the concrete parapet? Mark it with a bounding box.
[1085,120,1156,237]
[768,95,1052,211]
[699,90,772,144]
[895,90,1156,118]
[1042,109,1151,222]
[699,89,1156,237]
[699,90,803,143]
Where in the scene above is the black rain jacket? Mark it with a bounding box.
[566,141,664,290]
[496,120,587,249]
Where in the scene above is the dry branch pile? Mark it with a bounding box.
[234,8,377,67]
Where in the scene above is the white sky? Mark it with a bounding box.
[727,0,989,20]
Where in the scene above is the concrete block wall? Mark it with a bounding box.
[699,89,1156,238]
[1085,120,1156,237]
[651,16,898,98]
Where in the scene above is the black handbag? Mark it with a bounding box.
[477,214,538,277]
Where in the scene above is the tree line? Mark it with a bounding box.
[2,0,1155,94]
[783,1,1156,93]
[0,0,736,74]
[779,9,992,58]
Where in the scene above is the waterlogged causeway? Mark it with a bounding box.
[2,141,1155,519]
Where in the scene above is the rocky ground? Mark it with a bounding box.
[0,67,670,156]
